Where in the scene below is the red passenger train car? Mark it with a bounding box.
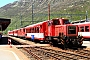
[17,28,25,38]
[25,21,47,41]
[8,30,13,36]
[73,22,90,40]
[8,18,83,48]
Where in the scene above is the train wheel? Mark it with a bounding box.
[49,41,53,45]
[59,39,67,49]
[47,36,54,45]
[60,44,67,49]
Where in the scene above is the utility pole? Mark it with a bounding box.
[48,3,50,21]
[20,11,22,27]
[86,11,88,22]
[32,3,34,24]
[20,1,22,27]
[24,0,34,24]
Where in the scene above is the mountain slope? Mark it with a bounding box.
[0,0,90,34]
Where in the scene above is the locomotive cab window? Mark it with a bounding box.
[52,19,59,25]
[64,20,70,24]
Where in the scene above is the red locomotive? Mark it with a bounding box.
[8,18,83,48]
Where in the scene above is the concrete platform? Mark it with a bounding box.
[8,36,50,46]
[82,41,90,48]
[0,45,29,60]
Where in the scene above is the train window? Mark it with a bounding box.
[33,28,35,33]
[30,29,31,33]
[20,29,21,31]
[31,28,33,33]
[23,29,25,32]
[35,27,37,32]
[29,28,31,33]
[37,27,39,33]
[68,26,76,34]
[85,26,89,32]
[80,27,84,32]
[26,29,29,33]
[64,20,70,24]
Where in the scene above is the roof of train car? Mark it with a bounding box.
[0,18,11,31]
[25,20,48,28]
[72,22,90,26]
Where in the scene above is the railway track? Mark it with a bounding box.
[20,46,90,60]
[67,49,90,57]
[9,36,90,60]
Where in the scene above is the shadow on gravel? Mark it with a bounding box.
[52,44,87,50]
[67,46,87,50]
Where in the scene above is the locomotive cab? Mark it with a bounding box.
[47,18,83,48]
[59,18,70,25]
[51,18,70,25]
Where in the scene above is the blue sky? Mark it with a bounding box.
[0,0,17,7]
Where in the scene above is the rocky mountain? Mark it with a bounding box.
[0,0,90,33]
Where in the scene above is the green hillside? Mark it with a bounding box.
[0,0,90,34]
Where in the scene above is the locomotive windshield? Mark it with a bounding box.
[52,19,59,25]
[68,26,76,34]
[63,19,70,24]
